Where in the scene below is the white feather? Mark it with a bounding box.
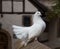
[12,11,46,46]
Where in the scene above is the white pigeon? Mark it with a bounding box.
[12,11,46,46]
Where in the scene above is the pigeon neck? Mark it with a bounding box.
[33,14,42,19]
[33,15,42,23]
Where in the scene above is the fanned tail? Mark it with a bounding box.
[12,25,28,40]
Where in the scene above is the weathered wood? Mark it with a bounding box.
[15,40,51,49]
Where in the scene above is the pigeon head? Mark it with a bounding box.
[35,11,42,16]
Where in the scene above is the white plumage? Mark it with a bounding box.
[12,11,46,46]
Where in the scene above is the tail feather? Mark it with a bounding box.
[12,25,29,40]
[13,30,28,40]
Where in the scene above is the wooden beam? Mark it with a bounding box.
[23,0,25,12]
[0,12,35,14]
[28,0,48,13]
